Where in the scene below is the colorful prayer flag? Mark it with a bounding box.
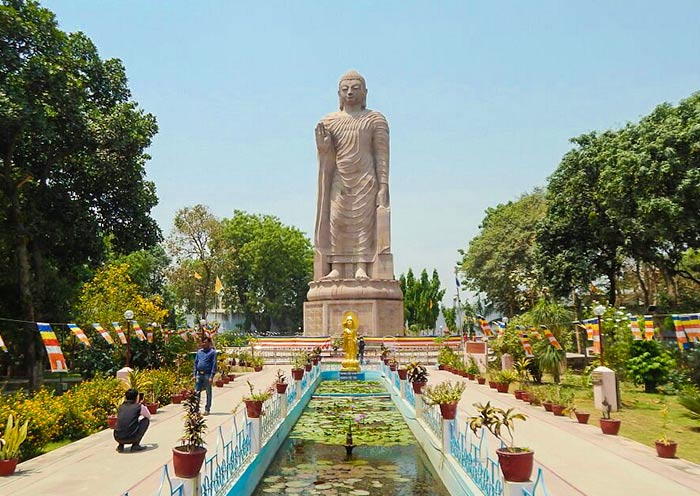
[583,318,598,341]
[687,314,700,342]
[518,333,534,358]
[542,326,562,350]
[629,316,642,340]
[672,315,688,350]
[644,315,655,341]
[0,331,7,352]
[215,276,224,294]
[146,327,153,343]
[111,322,127,344]
[478,318,492,337]
[37,323,67,372]
[67,324,90,347]
[132,321,146,341]
[92,323,115,345]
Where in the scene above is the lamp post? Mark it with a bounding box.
[124,310,134,368]
[593,304,606,366]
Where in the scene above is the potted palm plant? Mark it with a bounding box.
[291,350,307,380]
[469,401,532,482]
[513,358,532,399]
[0,414,29,476]
[599,399,621,435]
[407,362,429,393]
[275,369,288,394]
[243,380,272,418]
[424,380,467,420]
[172,391,207,479]
[251,355,264,372]
[494,370,518,394]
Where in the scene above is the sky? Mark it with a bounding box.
[42,0,700,307]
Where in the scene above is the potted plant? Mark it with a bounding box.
[291,351,306,380]
[380,344,390,363]
[172,391,207,479]
[312,346,322,364]
[437,346,453,370]
[214,373,225,388]
[407,362,429,393]
[242,380,272,418]
[512,358,532,399]
[275,369,288,394]
[107,396,122,429]
[424,380,467,420]
[466,355,480,380]
[494,370,518,394]
[251,355,264,372]
[599,399,621,435]
[144,383,160,415]
[0,414,29,476]
[476,374,486,385]
[388,358,398,371]
[469,401,532,482]
[553,389,574,417]
[397,364,408,380]
[655,404,677,458]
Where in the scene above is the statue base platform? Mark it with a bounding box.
[304,296,404,337]
[341,359,361,372]
[306,278,402,301]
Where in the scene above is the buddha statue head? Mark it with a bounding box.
[338,70,367,110]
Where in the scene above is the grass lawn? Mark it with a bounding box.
[531,379,700,464]
[42,439,73,454]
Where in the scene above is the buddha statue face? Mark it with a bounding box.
[338,71,367,110]
[344,316,354,329]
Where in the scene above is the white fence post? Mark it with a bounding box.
[250,417,261,454]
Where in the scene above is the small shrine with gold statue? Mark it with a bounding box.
[340,311,362,377]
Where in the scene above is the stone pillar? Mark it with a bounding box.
[295,378,303,401]
[592,366,618,412]
[501,353,514,371]
[503,481,535,495]
[441,418,454,454]
[177,475,201,496]
[279,389,288,418]
[399,377,406,400]
[415,393,424,418]
[250,417,261,454]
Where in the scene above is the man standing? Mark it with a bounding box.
[194,336,217,415]
[357,336,366,364]
[114,388,150,452]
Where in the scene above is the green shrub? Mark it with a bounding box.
[626,340,675,393]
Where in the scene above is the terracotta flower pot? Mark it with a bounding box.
[228,374,236,381]
[542,401,553,412]
[107,414,118,429]
[488,381,497,389]
[312,357,319,365]
[245,399,263,418]
[276,383,288,394]
[145,402,158,414]
[397,369,408,380]
[520,392,530,402]
[215,380,224,388]
[304,363,312,372]
[575,412,590,424]
[477,377,486,385]
[599,418,621,435]
[222,377,230,384]
[411,381,427,394]
[0,458,19,477]
[171,394,184,404]
[655,440,678,458]
[496,382,509,393]
[292,368,304,380]
[172,446,207,478]
[467,373,475,380]
[438,364,445,370]
[551,404,566,416]
[254,366,263,372]
[514,390,524,400]
[439,403,458,420]
[496,449,534,482]
[389,364,397,371]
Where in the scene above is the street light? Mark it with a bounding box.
[124,310,134,368]
[593,304,606,366]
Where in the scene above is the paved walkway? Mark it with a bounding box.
[442,369,700,496]
[1,365,699,496]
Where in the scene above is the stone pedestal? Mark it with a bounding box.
[592,366,618,412]
[304,291,403,337]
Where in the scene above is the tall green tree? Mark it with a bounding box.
[219,211,313,331]
[459,189,547,315]
[399,268,445,330]
[166,204,223,320]
[0,1,160,387]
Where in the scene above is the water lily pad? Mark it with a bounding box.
[286,480,310,488]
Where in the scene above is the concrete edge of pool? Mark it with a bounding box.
[224,370,481,496]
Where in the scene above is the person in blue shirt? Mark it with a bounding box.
[193,336,217,415]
